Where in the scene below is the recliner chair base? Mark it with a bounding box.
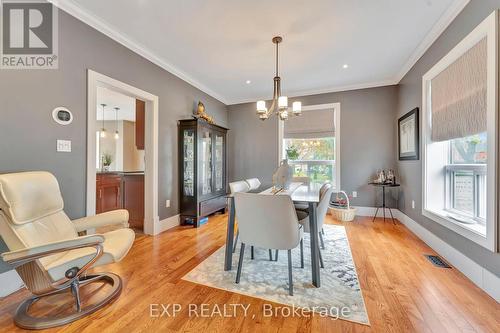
[14,272,122,330]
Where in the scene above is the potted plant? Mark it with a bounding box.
[102,153,112,172]
[286,145,299,160]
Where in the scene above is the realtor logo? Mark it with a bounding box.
[1,0,58,69]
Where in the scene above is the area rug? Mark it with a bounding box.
[182,224,369,325]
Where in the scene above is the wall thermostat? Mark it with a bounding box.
[52,107,73,125]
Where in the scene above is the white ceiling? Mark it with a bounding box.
[96,87,136,121]
[53,0,469,104]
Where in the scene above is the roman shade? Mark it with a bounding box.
[284,108,335,139]
[430,37,487,142]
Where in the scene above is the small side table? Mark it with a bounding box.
[369,182,400,224]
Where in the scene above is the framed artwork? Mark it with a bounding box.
[398,107,419,160]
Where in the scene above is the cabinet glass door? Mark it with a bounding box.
[183,129,195,196]
[215,133,224,192]
[201,130,213,195]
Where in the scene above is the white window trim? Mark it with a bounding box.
[277,103,341,190]
[422,11,498,252]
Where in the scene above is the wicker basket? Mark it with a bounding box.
[329,191,356,222]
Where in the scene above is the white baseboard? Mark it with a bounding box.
[355,206,394,217]
[156,214,180,234]
[354,206,499,302]
[0,270,24,297]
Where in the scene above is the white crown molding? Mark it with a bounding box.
[47,0,230,105]
[228,79,398,105]
[50,0,469,106]
[394,0,470,83]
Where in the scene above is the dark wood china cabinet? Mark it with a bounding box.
[178,118,228,227]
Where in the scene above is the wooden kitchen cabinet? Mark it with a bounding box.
[121,173,144,229]
[135,99,145,150]
[96,173,122,214]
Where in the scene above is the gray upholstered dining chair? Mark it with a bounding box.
[245,178,261,191]
[234,192,304,296]
[0,171,134,329]
[228,181,250,253]
[296,183,334,267]
[293,176,311,211]
[229,180,251,194]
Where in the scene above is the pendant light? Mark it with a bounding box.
[100,104,107,138]
[256,36,302,121]
[114,107,120,140]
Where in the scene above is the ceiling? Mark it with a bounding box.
[53,0,469,105]
[96,87,136,122]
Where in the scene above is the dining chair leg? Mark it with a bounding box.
[275,249,279,261]
[300,239,304,269]
[251,246,254,260]
[287,249,293,296]
[318,243,324,268]
[232,230,239,253]
[268,249,273,261]
[321,227,325,235]
[235,243,246,284]
[319,231,325,249]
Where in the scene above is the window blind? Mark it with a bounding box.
[284,108,335,139]
[431,37,487,142]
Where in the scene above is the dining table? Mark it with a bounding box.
[224,182,323,288]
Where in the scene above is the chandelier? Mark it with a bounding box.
[256,36,301,121]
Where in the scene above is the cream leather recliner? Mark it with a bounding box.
[0,171,135,329]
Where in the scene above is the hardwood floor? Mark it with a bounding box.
[0,214,498,332]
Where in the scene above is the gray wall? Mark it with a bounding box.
[396,0,500,276]
[228,85,398,207]
[0,10,227,272]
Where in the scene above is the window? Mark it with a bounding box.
[445,133,487,222]
[283,137,335,185]
[279,103,340,189]
[422,11,498,251]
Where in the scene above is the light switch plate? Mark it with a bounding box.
[352,191,358,198]
[166,200,170,208]
[57,140,71,152]
[412,200,415,209]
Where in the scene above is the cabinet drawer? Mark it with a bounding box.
[199,196,226,217]
[97,173,121,185]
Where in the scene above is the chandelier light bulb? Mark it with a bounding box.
[114,131,119,140]
[257,100,267,114]
[100,129,106,138]
[292,101,302,114]
[278,96,288,109]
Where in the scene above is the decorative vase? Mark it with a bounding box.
[273,159,293,190]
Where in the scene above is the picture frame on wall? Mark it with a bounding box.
[398,107,419,160]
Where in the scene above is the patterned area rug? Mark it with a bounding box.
[182,224,369,325]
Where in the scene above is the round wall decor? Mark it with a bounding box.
[52,107,73,125]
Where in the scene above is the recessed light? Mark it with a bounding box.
[246,80,251,84]
[343,64,349,69]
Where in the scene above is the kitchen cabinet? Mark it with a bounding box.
[96,173,122,214]
[135,99,145,150]
[122,173,144,229]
